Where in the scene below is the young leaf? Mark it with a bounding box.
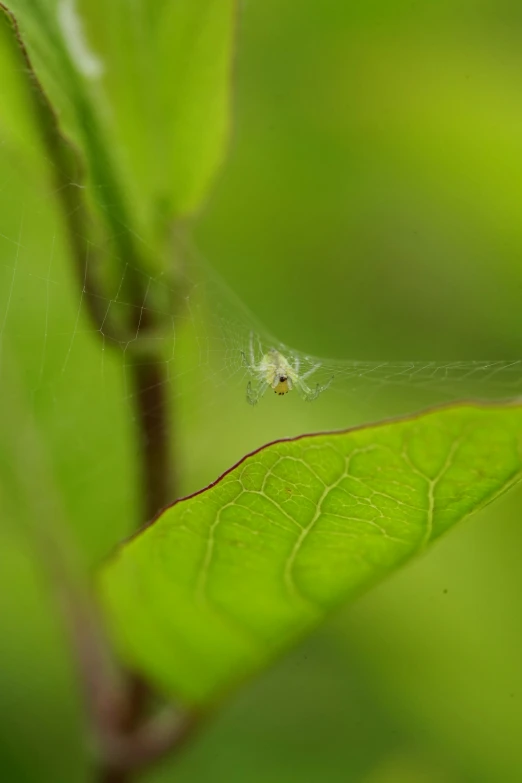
[100,402,522,706]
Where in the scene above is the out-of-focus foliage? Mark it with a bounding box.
[6,0,236,246]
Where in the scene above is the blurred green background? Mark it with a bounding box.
[1,1,522,782]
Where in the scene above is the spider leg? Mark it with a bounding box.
[249,332,256,366]
[299,362,322,381]
[256,332,264,357]
[301,383,320,402]
[298,374,334,402]
[246,380,268,406]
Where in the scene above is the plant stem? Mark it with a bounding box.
[101,770,127,783]
[131,357,174,522]
[99,707,201,782]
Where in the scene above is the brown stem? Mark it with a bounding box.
[99,708,202,781]
[130,358,174,522]
[100,771,127,783]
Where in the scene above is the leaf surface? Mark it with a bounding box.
[100,402,522,705]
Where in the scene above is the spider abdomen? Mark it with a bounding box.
[274,376,290,395]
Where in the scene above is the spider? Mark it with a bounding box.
[241,333,332,405]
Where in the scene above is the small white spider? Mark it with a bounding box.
[241,333,332,405]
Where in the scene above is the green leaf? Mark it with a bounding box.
[4,0,237,251]
[72,0,238,222]
[100,402,522,706]
[154,0,238,217]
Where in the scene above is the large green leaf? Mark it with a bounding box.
[100,402,522,706]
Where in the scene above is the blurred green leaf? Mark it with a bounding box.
[4,0,237,256]
[155,0,237,217]
[73,0,238,223]
[100,402,522,706]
